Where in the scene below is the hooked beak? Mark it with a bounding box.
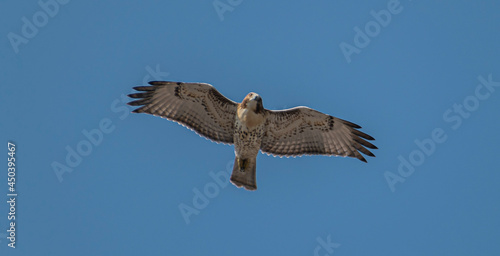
[252,95,261,102]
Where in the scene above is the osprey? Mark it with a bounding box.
[128,81,377,190]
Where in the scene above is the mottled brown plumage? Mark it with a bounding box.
[128,81,377,190]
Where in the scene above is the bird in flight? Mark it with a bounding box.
[128,81,377,190]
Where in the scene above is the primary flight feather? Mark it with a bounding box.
[128,81,377,190]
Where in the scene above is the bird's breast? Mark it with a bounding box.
[237,108,265,128]
[234,113,265,158]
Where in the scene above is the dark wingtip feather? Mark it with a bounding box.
[132,86,155,91]
[353,141,376,158]
[352,129,375,141]
[363,150,375,157]
[148,81,171,85]
[128,93,146,99]
[353,137,377,149]
[342,119,362,129]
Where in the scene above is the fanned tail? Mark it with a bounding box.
[230,157,257,191]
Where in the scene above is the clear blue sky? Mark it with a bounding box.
[1,1,500,255]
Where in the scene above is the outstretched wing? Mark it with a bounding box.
[128,81,237,144]
[261,107,377,162]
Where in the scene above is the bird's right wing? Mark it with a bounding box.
[128,81,238,144]
[261,107,377,162]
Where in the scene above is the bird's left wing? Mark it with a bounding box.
[128,81,237,144]
[261,107,377,162]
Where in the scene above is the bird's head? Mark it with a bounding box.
[241,92,264,113]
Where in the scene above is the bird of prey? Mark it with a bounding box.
[128,81,377,190]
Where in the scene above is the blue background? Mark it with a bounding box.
[1,0,500,255]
